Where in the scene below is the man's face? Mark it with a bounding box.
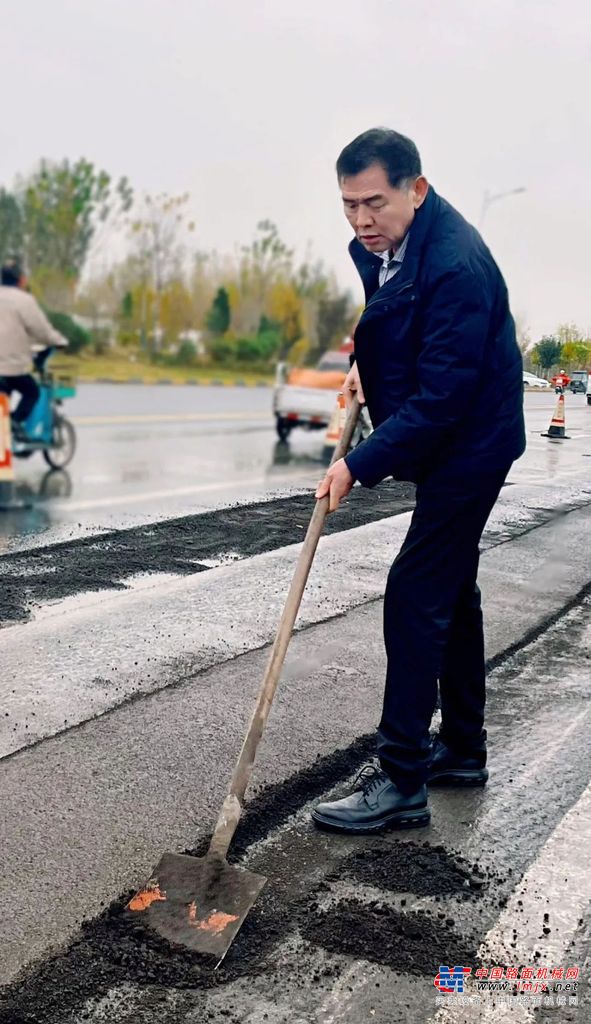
[340,163,428,253]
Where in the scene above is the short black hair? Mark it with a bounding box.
[336,128,422,189]
[1,257,22,287]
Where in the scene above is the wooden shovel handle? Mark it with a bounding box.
[208,396,362,859]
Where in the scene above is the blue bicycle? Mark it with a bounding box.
[12,348,77,469]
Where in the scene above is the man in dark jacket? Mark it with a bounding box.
[312,128,525,834]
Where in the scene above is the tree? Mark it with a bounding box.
[188,252,212,332]
[160,279,194,346]
[232,220,294,333]
[17,159,132,291]
[75,272,121,325]
[316,292,355,355]
[556,322,583,347]
[206,287,231,334]
[241,220,293,302]
[532,336,562,373]
[175,339,198,366]
[46,311,90,354]
[0,189,23,264]
[121,291,134,321]
[560,340,591,369]
[128,192,194,353]
[513,312,531,355]
[266,280,302,356]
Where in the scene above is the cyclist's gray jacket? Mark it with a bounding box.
[0,286,67,376]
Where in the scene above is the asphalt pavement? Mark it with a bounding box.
[0,389,590,1023]
[0,384,321,550]
[3,386,588,551]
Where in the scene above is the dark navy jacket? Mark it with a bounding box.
[344,186,526,487]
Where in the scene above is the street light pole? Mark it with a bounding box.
[479,186,526,230]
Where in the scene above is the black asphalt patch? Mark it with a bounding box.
[301,898,478,976]
[342,843,489,897]
[0,735,376,1023]
[2,594,588,1022]
[0,483,415,627]
[0,846,489,1024]
[0,732,493,1024]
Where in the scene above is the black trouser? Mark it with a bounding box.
[377,462,511,794]
[0,374,40,422]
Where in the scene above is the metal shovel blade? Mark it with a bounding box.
[127,851,266,960]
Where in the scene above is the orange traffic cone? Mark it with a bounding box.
[322,392,348,462]
[324,392,347,447]
[0,393,29,510]
[541,391,570,439]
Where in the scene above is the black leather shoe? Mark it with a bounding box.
[311,764,430,834]
[428,734,488,787]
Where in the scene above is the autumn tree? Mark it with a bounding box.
[75,273,121,325]
[513,312,532,355]
[532,336,562,373]
[0,189,23,264]
[231,220,294,334]
[128,192,195,353]
[160,279,194,345]
[16,159,132,306]
[316,292,355,355]
[188,250,222,332]
[266,280,302,356]
[556,322,583,347]
[206,287,231,334]
[559,340,591,369]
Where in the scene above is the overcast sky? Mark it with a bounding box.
[1,0,590,340]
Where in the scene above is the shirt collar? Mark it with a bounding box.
[378,233,409,266]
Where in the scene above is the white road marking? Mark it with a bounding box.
[316,960,376,1024]
[512,707,591,790]
[481,777,591,965]
[431,777,591,1022]
[72,412,269,425]
[51,474,313,511]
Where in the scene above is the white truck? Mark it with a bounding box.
[272,348,376,444]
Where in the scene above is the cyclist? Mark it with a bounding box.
[0,258,68,441]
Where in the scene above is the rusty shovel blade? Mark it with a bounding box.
[127,851,266,961]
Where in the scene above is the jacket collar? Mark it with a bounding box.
[348,185,440,301]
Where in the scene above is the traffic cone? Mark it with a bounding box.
[0,394,30,510]
[541,391,570,439]
[321,392,348,463]
[324,392,347,447]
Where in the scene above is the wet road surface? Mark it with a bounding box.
[1,384,320,549]
[2,387,590,550]
[0,388,590,1022]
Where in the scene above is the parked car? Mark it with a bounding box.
[523,372,551,389]
[568,370,589,395]
[587,374,591,406]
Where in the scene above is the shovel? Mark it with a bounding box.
[128,395,361,962]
